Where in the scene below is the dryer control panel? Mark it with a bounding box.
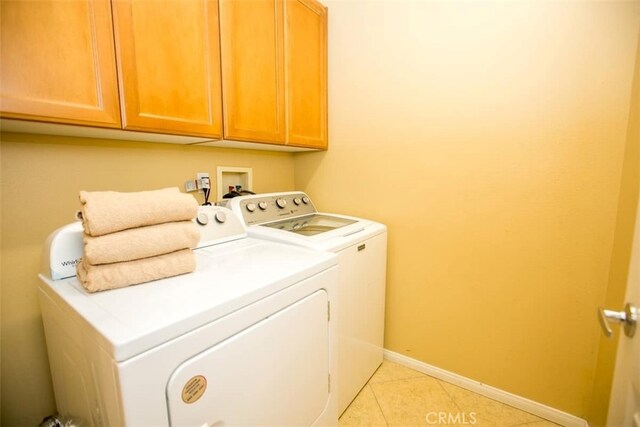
[195,206,246,248]
[229,192,317,226]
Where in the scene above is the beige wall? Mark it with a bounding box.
[294,0,640,418]
[588,27,640,426]
[2,1,639,425]
[0,133,295,426]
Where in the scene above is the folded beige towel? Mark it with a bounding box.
[76,249,196,293]
[83,221,200,265]
[80,187,198,237]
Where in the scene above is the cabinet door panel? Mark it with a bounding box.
[285,0,327,149]
[113,0,223,137]
[220,0,285,144]
[0,0,121,127]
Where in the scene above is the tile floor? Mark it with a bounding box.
[339,360,561,427]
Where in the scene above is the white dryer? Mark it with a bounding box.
[228,192,387,415]
[38,205,338,426]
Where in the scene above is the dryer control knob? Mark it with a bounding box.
[258,201,268,210]
[214,211,226,223]
[246,203,256,213]
[293,197,301,205]
[196,212,209,225]
[276,198,287,209]
[302,196,310,204]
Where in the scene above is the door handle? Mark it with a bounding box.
[598,303,638,338]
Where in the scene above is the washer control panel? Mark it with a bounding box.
[233,192,317,226]
[194,206,246,248]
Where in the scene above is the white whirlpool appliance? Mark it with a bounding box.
[228,192,387,415]
[38,205,338,426]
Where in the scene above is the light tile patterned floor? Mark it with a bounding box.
[339,360,561,427]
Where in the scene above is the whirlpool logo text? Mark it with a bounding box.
[61,258,82,267]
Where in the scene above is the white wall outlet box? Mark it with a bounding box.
[184,180,197,192]
[216,167,253,201]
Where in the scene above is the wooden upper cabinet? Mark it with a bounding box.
[1,0,326,149]
[0,0,121,127]
[220,0,327,149]
[285,0,327,149]
[112,0,223,138]
[219,0,286,144]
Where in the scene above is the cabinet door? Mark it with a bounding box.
[220,0,286,144]
[112,0,223,138]
[0,0,121,127]
[285,0,328,149]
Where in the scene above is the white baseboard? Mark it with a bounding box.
[383,349,589,427]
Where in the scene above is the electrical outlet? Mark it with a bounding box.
[184,180,197,192]
[197,172,210,190]
[195,179,207,190]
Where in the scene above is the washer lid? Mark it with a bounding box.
[38,238,337,362]
[263,213,357,236]
[227,191,386,251]
[246,217,386,253]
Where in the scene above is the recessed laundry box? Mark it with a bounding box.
[38,206,338,426]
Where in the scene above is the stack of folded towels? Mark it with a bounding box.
[76,187,200,293]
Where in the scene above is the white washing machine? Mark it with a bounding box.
[38,205,338,426]
[228,192,387,415]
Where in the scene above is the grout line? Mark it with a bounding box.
[354,359,565,427]
[435,377,465,413]
[368,384,390,426]
[368,361,428,385]
[437,380,552,427]
[368,373,426,385]
[383,350,587,427]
